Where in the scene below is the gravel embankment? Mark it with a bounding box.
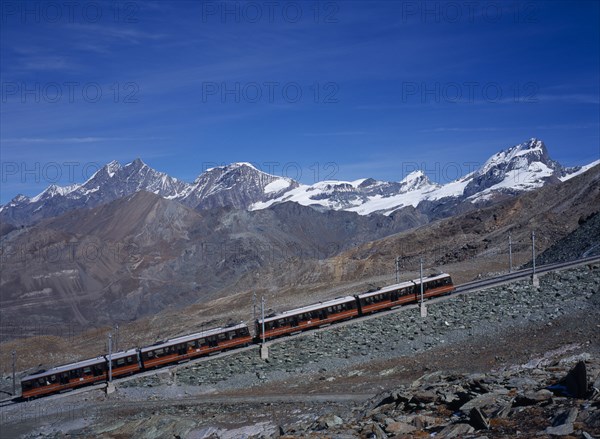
[119,265,599,392]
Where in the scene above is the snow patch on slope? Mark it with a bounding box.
[264,179,292,194]
[560,159,600,182]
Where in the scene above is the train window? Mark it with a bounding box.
[155,349,164,356]
[116,359,125,366]
[38,378,45,386]
[83,367,91,375]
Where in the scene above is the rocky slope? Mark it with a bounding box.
[0,192,428,331]
[532,211,600,265]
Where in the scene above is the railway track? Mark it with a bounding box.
[455,255,600,294]
[1,255,598,408]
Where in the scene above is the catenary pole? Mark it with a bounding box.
[420,257,424,304]
[532,230,536,276]
[261,296,266,345]
[11,351,16,396]
[509,233,513,273]
[108,333,113,383]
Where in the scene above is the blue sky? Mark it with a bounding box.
[1,0,599,203]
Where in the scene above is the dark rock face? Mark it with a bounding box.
[547,361,588,399]
[533,211,600,265]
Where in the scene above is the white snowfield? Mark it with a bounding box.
[250,138,598,215]
[559,159,600,182]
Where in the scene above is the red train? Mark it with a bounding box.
[256,273,454,339]
[20,273,453,399]
[20,324,250,399]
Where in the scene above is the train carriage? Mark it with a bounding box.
[357,280,418,314]
[357,273,454,315]
[21,356,108,399]
[257,296,359,340]
[106,348,141,378]
[416,273,454,299]
[139,323,251,369]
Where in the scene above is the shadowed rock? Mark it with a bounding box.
[547,361,587,398]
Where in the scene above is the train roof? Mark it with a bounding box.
[357,280,416,299]
[411,273,451,284]
[106,348,139,361]
[22,356,106,381]
[357,273,451,300]
[140,323,248,353]
[259,296,356,324]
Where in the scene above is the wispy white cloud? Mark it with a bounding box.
[302,131,367,137]
[2,136,164,144]
[420,127,501,133]
[536,94,600,104]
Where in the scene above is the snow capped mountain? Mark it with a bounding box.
[179,162,297,210]
[462,138,565,201]
[250,138,595,215]
[251,170,440,214]
[0,158,191,225]
[0,161,297,224]
[1,138,597,225]
[74,158,191,201]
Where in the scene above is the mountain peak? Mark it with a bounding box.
[103,160,123,178]
[230,162,257,170]
[400,170,435,192]
[203,162,259,174]
[125,158,148,170]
